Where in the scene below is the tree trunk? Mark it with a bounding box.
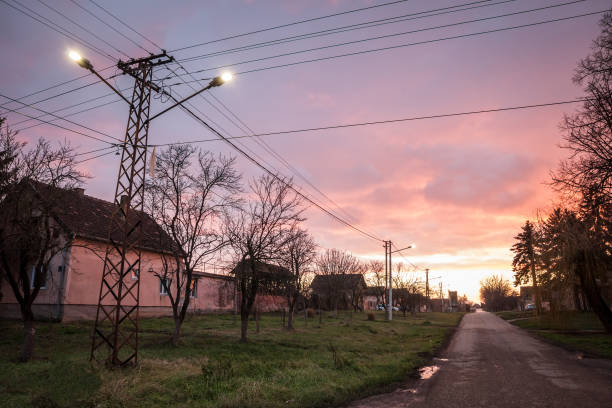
[240,314,249,342]
[287,304,294,330]
[172,317,182,346]
[576,254,612,333]
[530,264,543,316]
[21,313,35,362]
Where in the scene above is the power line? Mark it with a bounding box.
[5,3,595,116]
[155,63,385,242]
[36,0,128,59]
[150,98,587,146]
[74,145,120,158]
[0,93,122,143]
[175,0,518,63]
[0,74,124,113]
[162,66,362,231]
[11,90,120,127]
[16,98,122,133]
[74,149,117,165]
[88,0,163,51]
[391,242,421,271]
[0,94,121,144]
[166,10,604,83]
[1,0,117,62]
[176,101,385,243]
[173,2,593,75]
[164,55,366,228]
[206,90,363,226]
[169,0,413,53]
[68,0,153,55]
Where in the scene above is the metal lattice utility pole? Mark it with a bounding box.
[67,48,233,366]
[90,52,173,366]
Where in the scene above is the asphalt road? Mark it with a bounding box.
[348,310,612,408]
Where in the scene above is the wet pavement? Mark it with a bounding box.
[347,310,612,407]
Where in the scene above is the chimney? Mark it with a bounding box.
[75,188,85,195]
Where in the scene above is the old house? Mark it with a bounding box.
[311,274,367,311]
[0,185,236,321]
[230,260,290,312]
[363,286,385,310]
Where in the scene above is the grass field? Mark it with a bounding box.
[0,311,463,408]
[496,311,612,359]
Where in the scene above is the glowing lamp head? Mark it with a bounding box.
[68,50,93,70]
[209,72,234,87]
[220,72,233,82]
[68,50,82,62]
[410,243,416,249]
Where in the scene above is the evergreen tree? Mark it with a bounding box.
[511,220,543,314]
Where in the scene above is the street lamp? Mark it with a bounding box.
[67,50,234,118]
[391,243,416,254]
[387,241,416,321]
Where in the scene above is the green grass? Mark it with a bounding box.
[495,310,535,321]
[0,311,463,408]
[497,311,612,359]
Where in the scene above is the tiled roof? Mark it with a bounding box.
[311,274,366,292]
[33,183,174,253]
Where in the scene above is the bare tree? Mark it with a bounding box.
[280,227,316,330]
[225,174,304,342]
[0,118,84,361]
[393,273,424,316]
[479,275,517,312]
[314,248,363,314]
[553,13,612,198]
[366,260,386,307]
[145,144,240,345]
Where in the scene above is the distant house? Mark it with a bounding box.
[0,185,237,321]
[230,260,290,312]
[311,274,367,311]
[429,298,445,313]
[363,286,385,310]
[448,291,458,312]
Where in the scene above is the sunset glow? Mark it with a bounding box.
[2,0,607,302]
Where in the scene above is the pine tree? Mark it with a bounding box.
[511,220,542,315]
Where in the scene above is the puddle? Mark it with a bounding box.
[419,365,440,379]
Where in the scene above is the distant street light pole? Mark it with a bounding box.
[386,242,415,321]
[425,268,430,311]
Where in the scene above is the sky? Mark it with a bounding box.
[0,0,608,301]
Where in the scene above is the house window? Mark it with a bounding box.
[131,268,139,280]
[30,266,48,290]
[159,278,171,295]
[190,279,198,298]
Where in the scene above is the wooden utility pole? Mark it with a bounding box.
[425,268,430,312]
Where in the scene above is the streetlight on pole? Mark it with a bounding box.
[68,49,233,366]
[386,242,415,321]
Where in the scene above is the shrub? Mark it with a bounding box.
[367,313,375,321]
